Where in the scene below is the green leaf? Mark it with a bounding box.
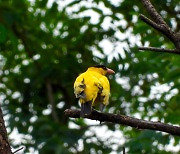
[0,24,7,43]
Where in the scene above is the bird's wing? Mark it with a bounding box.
[98,76,110,106]
[74,72,101,103]
[74,72,100,117]
[74,71,110,115]
[74,73,86,99]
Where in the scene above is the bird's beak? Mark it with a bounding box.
[107,68,115,74]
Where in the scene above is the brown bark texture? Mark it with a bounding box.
[0,105,12,154]
[64,109,180,136]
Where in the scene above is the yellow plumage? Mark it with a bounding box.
[74,65,114,117]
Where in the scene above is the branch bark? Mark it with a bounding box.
[138,47,180,54]
[139,0,180,53]
[141,0,167,25]
[64,109,180,136]
[139,14,169,36]
[0,105,13,154]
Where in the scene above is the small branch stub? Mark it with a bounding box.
[64,109,180,136]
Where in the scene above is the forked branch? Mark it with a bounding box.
[139,0,180,53]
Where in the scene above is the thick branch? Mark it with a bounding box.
[64,109,180,136]
[138,47,180,54]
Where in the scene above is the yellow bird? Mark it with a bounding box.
[74,65,115,117]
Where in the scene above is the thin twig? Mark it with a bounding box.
[138,47,180,54]
[13,147,24,154]
[123,147,125,154]
[64,109,180,136]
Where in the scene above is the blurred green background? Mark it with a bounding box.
[0,0,179,153]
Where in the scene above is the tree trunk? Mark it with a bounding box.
[0,105,12,154]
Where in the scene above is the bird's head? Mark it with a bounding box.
[88,65,115,76]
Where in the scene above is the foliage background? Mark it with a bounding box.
[0,0,179,153]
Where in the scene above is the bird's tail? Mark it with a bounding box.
[80,101,92,117]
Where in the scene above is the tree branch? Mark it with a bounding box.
[141,0,167,25]
[139,14,177,46]
[138,47,180,54]
[139,14,168,35]
[13,147,24,154]
[139,0,180,53]
[123,147,125,154]
[64,109,180,136]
